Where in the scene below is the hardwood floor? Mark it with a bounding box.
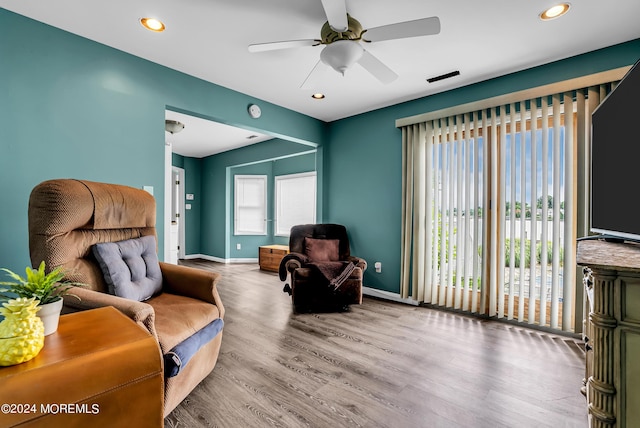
[165,260,587,428]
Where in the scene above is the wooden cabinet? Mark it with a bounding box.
[0,306,163,427]
[577,240,640,428]
[259,245,289,272]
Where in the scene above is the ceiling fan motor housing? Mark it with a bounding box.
[321,14,366,44]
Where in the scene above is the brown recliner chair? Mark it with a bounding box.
[28,179,224,417]
[279,224,366,312]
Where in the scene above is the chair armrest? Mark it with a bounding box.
[159,262,225,319]
[62,287,157,339]
[279,252,309,281]
[348,256,367,272]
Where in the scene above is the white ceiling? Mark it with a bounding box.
[3,0,640,156]
[165,111,272,158]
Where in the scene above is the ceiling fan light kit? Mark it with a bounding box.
[248,0,441,87]
[320,40,364,75]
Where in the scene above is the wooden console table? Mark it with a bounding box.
[577,239,640,428]
[0,306,163,427]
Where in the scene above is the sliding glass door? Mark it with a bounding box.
[402,79,620,332]
[423,101,572,329]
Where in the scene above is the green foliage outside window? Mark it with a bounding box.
[503,238,564,268]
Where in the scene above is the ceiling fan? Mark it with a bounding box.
[248,0,441,88]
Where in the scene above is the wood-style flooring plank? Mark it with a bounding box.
[165,260,587,428]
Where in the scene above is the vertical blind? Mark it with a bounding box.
[400,74,623,332]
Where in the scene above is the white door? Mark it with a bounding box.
[168,169,180,264]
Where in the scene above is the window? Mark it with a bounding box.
[275,172,316,236]
[234,175,267,235]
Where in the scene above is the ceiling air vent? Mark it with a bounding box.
[427,70,460,83]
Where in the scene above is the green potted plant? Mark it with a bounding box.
[0,261,85,335]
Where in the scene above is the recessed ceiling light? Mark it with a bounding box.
[311,93,325,100]
[540,3,571,20]
[140,17,165,32]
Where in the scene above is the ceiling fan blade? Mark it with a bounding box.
[301,60,330,89]
[364,16,441,43]
[320,0,348,32]
[248,39,319,53]
[358,50,398,84]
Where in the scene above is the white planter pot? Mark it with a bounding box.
[38,298,63,336]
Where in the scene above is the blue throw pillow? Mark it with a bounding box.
[92,235,162,301]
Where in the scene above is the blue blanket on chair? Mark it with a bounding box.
[163,318,224,378]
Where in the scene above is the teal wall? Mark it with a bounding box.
[2,7,639,297]
[229,151,317,258]
[172,153,185,169]
[173,144,315,260]
[325,39,640,293]
[230,162,274,258]
[200,139,317,259]
[0,9,325,273]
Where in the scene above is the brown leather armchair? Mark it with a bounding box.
[279,224,366,312]
[28,179,224,417]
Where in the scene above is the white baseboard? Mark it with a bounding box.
[229,258,259,264]
[183,254,258,264]
[181,257,417,306]
[362,287,420,306]
[183,254,223,263]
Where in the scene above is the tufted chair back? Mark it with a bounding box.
[28,179,156,292]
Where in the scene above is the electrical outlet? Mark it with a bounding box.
[236,243,241,250]
[374,262,382,273]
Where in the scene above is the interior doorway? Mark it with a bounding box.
[163,107,320,262]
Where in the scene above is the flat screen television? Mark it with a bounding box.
[590,57,640,242]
